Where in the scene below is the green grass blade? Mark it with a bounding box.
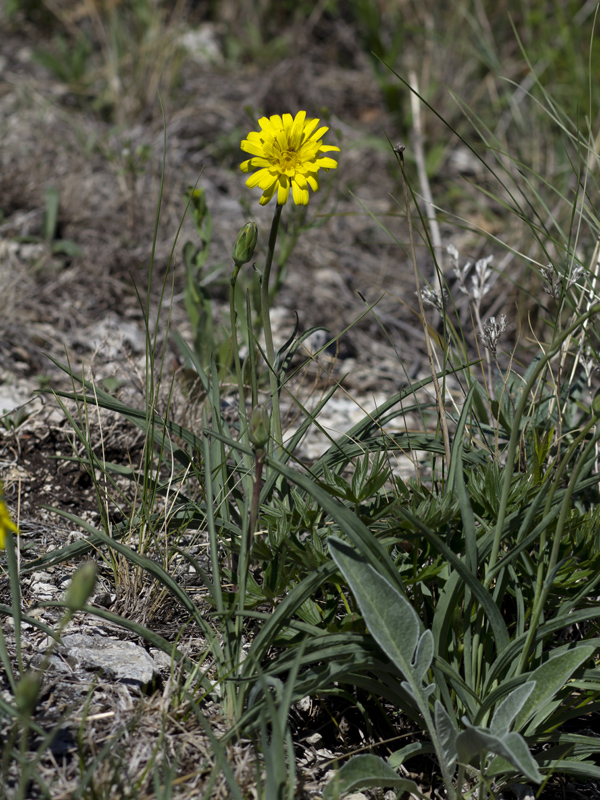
[397,506,509,653]
[41,506,224,665]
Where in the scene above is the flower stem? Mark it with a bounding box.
[249,447,265,540]
[230,263,247,434]
[261,203,284,459]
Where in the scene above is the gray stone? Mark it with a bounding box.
[305,732,323,746]
[150,648,175,670]
[60,633,159,689]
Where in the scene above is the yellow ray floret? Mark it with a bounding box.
[0,486,18,550]
[240,111,340,206]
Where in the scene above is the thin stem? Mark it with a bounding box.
[230,262,252,460]
[409,70,443,286]
[472,302,493,395]
[249,448,265,540]
[261,203,284,459]
[396,146,451,466]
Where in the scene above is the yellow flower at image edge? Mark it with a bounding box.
[0,490,18,550]
[240,111,339,206]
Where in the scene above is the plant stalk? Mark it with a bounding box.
[230,262,252,455]
[261,203,284,459]
[396,146,451,465]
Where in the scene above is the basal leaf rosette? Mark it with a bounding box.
[240,111,339,206]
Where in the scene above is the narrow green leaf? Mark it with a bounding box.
[448,385,478,575]
[446,383,477,494]
[260,381,340,503]
[0,605,56,639]
[484,612,600,691]
[41,507,223,668]
[241,563,337,684]
[311,362,482,477]
[514,647,595,733]
[205,432,405,592]
[186,702,246,800]
[433,658,480,718]
[537,760,600,781]
[43,185,60,241]
[172,328,211,392]
[397,506,509,654]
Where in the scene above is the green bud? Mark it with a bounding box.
[232,221,258,267]
[64,561,97,611]
[248,406,270,449]
[15,671,42,716]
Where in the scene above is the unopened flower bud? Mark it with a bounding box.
[64,561,97,611]
[15,671,42,716]
[249,406,270,449]
[232,221,258,267]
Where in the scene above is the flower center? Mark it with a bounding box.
[277,148,300,174]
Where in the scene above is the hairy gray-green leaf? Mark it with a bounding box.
[456,722,542,783]
[515,647,595,734]
[490,682,535,736]
[328,537,419,681]
[387,741,429,770]
[413,629,434,683]
[322,754,425,800]
[435,700,458,770]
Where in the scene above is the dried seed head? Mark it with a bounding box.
[448,245,494,307]
[418,286,448,314]
[481,314,507,355]
[541,263,584,300]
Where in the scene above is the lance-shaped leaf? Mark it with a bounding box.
[514,647,595,734]
[435,700,459,770]
[490,682,535,736]
[328,537,430,689]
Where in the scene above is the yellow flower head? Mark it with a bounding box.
[0,484,18,550]
[240,111,340,206]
